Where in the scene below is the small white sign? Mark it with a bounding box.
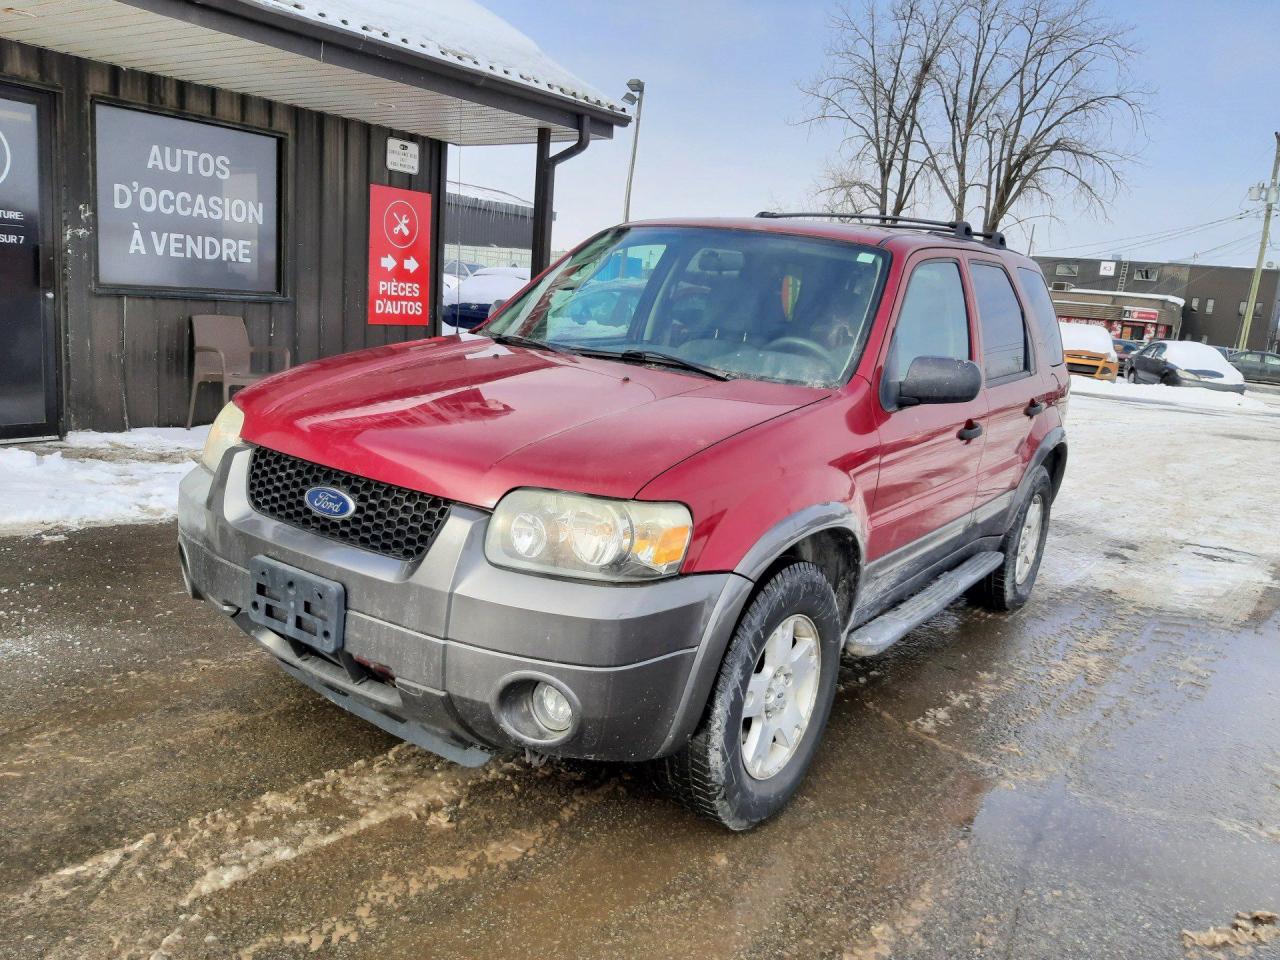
[1099,261,1116,277]
[386,137,419,175]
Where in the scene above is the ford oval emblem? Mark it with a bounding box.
[304,486,357,520]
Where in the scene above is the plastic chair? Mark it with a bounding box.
[187,314,291,428]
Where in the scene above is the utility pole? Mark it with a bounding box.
[1238,131,1280,350]
[622,78,645,221]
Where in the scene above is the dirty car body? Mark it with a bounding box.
[179,216,1069,829]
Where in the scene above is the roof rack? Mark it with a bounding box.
[754,211,1006,249]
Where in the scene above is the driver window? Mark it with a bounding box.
[885,261,971,383]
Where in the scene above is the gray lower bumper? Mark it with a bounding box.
[178,449,752,763]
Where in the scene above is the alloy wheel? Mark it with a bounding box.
[741,613,821,780]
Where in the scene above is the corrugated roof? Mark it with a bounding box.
[248,0,626,115]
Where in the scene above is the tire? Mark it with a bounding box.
[655,561,842,831]
[970,466,1052,612]
[1126,367,1138,383]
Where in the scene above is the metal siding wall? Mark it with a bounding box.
[0,36,446,431]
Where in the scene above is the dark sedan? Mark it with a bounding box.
[1126,340,1247,393]
[1231,350,1280,384]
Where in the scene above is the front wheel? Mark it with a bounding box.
[970,466,1052,612]
[655,562,842,830]
[1127,367,1138,383]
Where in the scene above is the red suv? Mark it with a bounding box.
[179,214,1068,830]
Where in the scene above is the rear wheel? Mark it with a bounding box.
[656,561,841,830]
[970,466,1052,612]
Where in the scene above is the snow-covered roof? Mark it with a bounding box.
[1064,288,1187,308]
[447,182,532,208]
[0,0,629,146]
[249,0,626,116]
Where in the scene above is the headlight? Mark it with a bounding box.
[1107,349,1118,362]
[200,402,244,471]
[485,489,692,581]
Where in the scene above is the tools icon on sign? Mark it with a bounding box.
[382,200,418,250]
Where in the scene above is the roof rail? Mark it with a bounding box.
[754,211,1007,249]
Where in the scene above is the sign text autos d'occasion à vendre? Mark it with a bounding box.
[95,104,281,294]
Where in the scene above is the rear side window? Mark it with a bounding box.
[1017,267,1064,365]
[884,261,970,383]
[971,262,1030,379]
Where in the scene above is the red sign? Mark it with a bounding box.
[368,184,431,325]
[1126,307,1160,322]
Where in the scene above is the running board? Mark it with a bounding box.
[844,551,1004,657]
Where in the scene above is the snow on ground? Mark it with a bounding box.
[1069,376,1266,411]
[0,427,207,537]
[61,427,209,453]
[1053,385,1280,620]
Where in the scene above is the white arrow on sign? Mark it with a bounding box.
[380,253,397,271]
[404,255,420,274]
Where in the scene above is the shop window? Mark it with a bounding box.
[94,103,282,296]
[1054,263,1079,277]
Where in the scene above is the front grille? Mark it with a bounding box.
[1066,361,1100,375]
[247,447,452,562]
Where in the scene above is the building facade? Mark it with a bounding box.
[1034,255,1280,350]
[0,0,628,441]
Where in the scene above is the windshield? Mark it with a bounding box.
[483,226,890,387]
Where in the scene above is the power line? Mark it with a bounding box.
[1037,210,1260,256]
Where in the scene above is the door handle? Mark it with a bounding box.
[957,421,983,442]
[1024,399,1045,417]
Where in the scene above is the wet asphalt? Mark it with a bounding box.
[1,394,1278,960]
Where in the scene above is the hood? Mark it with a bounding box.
[235,337,825,507]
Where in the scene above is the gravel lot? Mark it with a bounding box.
[1,390,1278,959]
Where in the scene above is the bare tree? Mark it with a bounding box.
[800,0,958,217]
[805,0,1148,232]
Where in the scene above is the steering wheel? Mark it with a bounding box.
[765,336,832,366]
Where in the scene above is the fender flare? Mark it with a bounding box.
[732,501,867,582]
[1018,427,1067,508]
[657,502,866,755]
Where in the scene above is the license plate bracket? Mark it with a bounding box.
[247,556,346,654]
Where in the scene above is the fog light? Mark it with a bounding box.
[530,681,573,733]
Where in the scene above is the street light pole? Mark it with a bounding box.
[1238,131,1280,351]
[622,78,645,222]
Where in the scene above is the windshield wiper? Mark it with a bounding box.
[619,349,734,381]
[488,332,571,354]
[576,347,733,381]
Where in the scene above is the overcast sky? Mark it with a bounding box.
[457,0,1280,267]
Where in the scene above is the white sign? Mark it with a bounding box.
[386,137,420,175]
[1099,261,1116,277]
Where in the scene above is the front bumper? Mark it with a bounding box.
[1064,353,1117,381]
[1173,377,1246,394]
[178,448,752,764]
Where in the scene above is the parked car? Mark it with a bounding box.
[1231,349,1280,384]
[179,214,1068,830]
[442,266,532,333]
[443,259,483,282]
[1126,340,1246,393]
[1112,338,1141,374]
[1058,321,1118,381]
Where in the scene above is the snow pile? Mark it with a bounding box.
[1059,322,1116,358]
[62,427,208,454]
[1069,376,1265,411]
[0,427,207,537]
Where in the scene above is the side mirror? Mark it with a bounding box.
[487,298,507,318]
[898,356,983,406]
